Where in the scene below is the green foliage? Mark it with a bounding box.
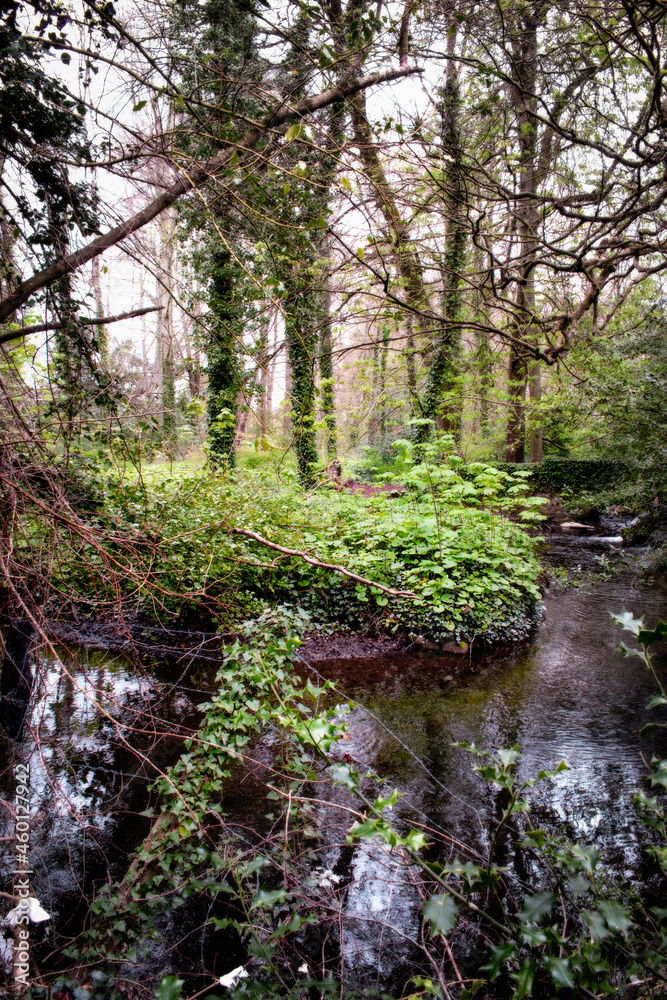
[65,456,543,643]
[532,456,630,496]
[205,245,245,468]
[155,976,184,1000]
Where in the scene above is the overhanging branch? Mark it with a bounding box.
[0,64,422,328]
[0,306,162,347]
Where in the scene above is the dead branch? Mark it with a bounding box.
[0,306,163,347]
[230,527,417,598]
[0,65,423,326]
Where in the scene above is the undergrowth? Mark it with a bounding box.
[86,444,544,643]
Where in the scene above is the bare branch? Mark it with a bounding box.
[0,65,423,327]
[230,527,417,598]
[0,306,162,346]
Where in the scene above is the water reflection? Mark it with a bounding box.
[0,644,203,940]
[300,570,667,985]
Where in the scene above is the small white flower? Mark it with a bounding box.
[219,966,249,988]
[297,963,308,974]
[316,869,341,888]
[4,897,50,928]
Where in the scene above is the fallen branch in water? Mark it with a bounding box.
[230,526,416,599]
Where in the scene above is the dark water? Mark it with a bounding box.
[0,646,205,946]
[302,561,667,986]
[1,549,666,990]
[321,575,667,862]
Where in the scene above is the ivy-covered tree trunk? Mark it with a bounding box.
[157,283,177,449]
[285,270,318,485]
[207,247,243,468]
[417,18,466,444]
[50,271,84,455]
[319,276,337,460]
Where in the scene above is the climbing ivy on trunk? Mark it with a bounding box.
[207,245,243,468]
[285,266,319,485]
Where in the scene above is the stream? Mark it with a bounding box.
[1,534,666,994]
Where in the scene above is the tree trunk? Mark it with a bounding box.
[350,92,433,423]
[529,360,543,462]
[207,247,243,468]
[505,6,542,463]
[418,11,466,443]
[505,347,527,463]
[285,271,318,486]
[282,343,292,441]
[319,276,337,460]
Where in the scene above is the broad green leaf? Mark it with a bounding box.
[459,980,485,1000]
[155,976,183,1000]
[482,942,515,979]
[330,763,357,790]
[651,759,667,788]
[617,641,647,663]
[498,747,520,768]
[374,788,400,810]
[582,908,610,941]
[250,888,286,910]
[544,956,574,989]
[519,891,554,923]
[599,900,632,935]
[639,620,667,646]
[610,610,643,636]
[284,123,304,142]
[422,893,459,936]
[133,100,147,112]
[511,958,536,998]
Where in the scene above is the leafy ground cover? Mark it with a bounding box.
[55,446,546,647]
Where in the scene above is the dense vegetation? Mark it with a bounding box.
[2,0,667,997]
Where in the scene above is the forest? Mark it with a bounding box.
[1,0,667,997]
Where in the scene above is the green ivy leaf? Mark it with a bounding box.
[511,958,536,998]
[330,763,357,790]
[651,759,667,788]
[610,610,643,636]
[284,123,304,142]
[422,893,458,936]
[482,942,515,979]
[544,956,574,989]
[519,891,554,924]
[598,900,632,936]
[250,888,286,910]
[155,976,184,1000]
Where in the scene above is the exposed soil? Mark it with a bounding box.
[39,618,223,663]
[341,479,406,498]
